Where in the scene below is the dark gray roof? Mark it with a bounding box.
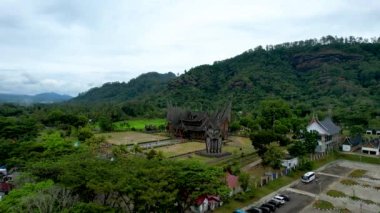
[343,134,362,146]
[319,117,341,135]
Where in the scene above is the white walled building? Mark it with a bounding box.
[306,117,341,153]
[361,139,380,155]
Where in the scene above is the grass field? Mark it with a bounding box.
[155,142,205,157]
[113,118,166,131]
[98,131,169,145]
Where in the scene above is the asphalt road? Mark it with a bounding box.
[274,191,314,213]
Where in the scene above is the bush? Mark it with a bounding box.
[298,160,314,171]
[77,127,94,142]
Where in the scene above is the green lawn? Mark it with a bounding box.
[339,153,380,165]
[113,118,166,131]
[155,142,205,157]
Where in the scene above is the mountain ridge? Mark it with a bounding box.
[0,92,72,104]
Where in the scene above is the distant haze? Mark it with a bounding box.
[1,0,380,96]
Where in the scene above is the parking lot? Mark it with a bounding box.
[245,160,380,213]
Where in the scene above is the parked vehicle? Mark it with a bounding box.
[270,197,285,205]
[258,206,271,213]
[276,194,290,201]
[271,196,286,205]
[267,200,282,207]
[233,209,246,213]
[246,207,262,213]
[273,195,287,203]
[301,171,316,183]
[261,203,276,212]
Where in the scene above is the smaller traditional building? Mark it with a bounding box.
[342,134,362,152]
[226,172,240,196]
[306,117,341,153]
[191,195,222,213]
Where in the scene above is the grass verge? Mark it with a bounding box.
[339,153,380,165]
[349,169,367,178]
[340,179,358,185]
[327,190,346,198]
[313,200,334,209]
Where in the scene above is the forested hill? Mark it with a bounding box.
[166,37,380,110]
[71,72,176,103]
[70,36,380,125]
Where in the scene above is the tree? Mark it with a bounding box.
[250,130,278,156]
[262,143,285,169]
[304,131,319,154]
[288,140,307,157]
[258,99,292,130]
[0,180,78,212]
[238,172,250,191]
[77,127,94,142]
[99,116,113,132]
[173,160,230,212]
[250,130,289,156]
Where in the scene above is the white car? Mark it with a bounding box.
[271,196,286,205]
[274,195,287,202]
[301,171,316,183]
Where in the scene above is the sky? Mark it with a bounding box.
[0,0,379,96]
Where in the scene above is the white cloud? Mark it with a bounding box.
[0,0,379,96]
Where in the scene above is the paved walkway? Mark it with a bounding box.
[285,188,317,198]
[316,172,341,178]
[241,159,262,171]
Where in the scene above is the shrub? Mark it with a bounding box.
[298,160,314,171]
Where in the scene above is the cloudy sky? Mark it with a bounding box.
[0,0,379,96]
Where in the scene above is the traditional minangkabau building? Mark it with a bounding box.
[166,103,231,141]
[306,116,341,153]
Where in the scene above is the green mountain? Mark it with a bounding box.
[70,36,380,126]
[0,92,72,104]
[72,72,176,103]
